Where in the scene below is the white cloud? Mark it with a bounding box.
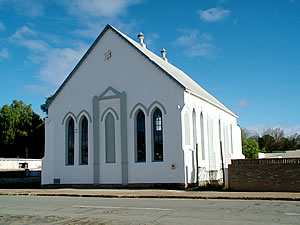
[245,124,300,137]
[237,99,250,107]
[60,0,142,18]
[10,25,89,93]
[0,0,44,17]
[198,8,231,22]
[9,25,35,40]
[38,45,89,87]
[9,26,49,53]
[20,39,49,53]
[0,22,5,31]
[173,29,215,58]
[0,48,9,58]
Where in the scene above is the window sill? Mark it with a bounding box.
[152,160,163,162]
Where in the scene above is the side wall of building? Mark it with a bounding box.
[182,92,244,186]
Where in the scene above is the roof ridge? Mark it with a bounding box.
[109,25,237,117]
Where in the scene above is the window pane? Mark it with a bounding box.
[67,118,74,165]
[105,113,115,163]
[81,117,88,164]
[136,110,146,162]
[153,109,163,161]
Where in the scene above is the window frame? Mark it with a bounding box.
[151,108,163,162]
[79,116,88,165]
[135,109,146,163]
[66,117,75,166]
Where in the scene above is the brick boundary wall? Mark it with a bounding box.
[228,158,300,192]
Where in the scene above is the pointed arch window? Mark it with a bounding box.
[184,112,190,145]
[105,113,116,163]
[230,124,234,154]
[80,116,88,165]
[200,112,205,160]
[153,108,163,161]
[67,118,74,165]
[136,110,146,162]
[192,110,197,149]
[219,120,222,144]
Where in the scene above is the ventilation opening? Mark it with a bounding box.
[53,178,60,184]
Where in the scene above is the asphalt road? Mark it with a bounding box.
[0,196,299,225]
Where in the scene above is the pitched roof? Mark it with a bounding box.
[47,24,237,117]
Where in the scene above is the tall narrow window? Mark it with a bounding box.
[80,116,88,165]
[200,113,205,160]
[153,108,163,161]
[219,120,222,144]
[192,110,197,149]
[67,118,74,165]
[136,110,146,162]
[230,124,234,154]
[105,113,115,163]
[184,112,190,145]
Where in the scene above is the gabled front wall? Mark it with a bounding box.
[181,91,244,186]
[42,28,185,185]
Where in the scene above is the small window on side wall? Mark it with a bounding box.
[152,108,163,161]
[67,117,74,165]
[80,116,88,165]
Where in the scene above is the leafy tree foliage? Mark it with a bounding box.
[244,127,300,154]
[241,129,264,158]
[0,100,44,158]
[40,95,53,115]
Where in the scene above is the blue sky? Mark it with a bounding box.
[0,0,299,136]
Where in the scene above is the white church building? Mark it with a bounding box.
[42,25,244,188]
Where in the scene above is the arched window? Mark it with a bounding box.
[184,112,190,145]
[136,110,146,162]
[105,113,115,163]
[67,117,74,165]
[219,120,222,144]
[80,116,88,165]
[153,108,163,161]
[230,124,234,154]
[192,109,197,149]
[200,112,205,160]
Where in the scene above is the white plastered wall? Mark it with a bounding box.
[42,28,185,185]
[182,91,244,186]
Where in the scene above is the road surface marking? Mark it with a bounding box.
[284,213,300,216]
[73,205,171,211]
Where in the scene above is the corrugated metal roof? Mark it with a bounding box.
[47,24,237,117]
[110,25,237,117]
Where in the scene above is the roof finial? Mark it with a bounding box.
[138,32,146,48]
[161,48,167,62]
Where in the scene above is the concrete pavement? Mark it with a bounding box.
[0,188,299,201]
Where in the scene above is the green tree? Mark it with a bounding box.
[242,128,264,159]
[242,138,262,159]
[0,100,44,158]
[258,134,275,153]
[40,95,53,115]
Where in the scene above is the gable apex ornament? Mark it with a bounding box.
[104,49,112,61]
